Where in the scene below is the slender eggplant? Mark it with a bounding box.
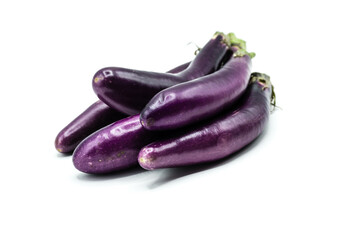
[140,46,255,131]
[55,100,127,154]
[138,73,275,170]
[73,115,161,174]
[55,62,190,154]
[92,32,230,115]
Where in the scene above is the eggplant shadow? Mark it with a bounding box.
[76,165,147,181]
[56,152,72,158]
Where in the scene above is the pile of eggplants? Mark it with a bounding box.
[55,32,276,174]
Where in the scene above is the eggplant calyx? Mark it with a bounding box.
[213,31,232,47]
[228,32,247,49]
[213,32,255,58]
[250,72,276,110]
[226,32,255,58]
[234,47,256,58]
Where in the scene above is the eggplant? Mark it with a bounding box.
[72,115,160,174]
[55,62,190,154]
[138,73,274,170]
[55,100,127,154]
[140,46,254,131]
[92,32,230,115]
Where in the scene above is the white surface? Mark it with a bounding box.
[1,0,359,239]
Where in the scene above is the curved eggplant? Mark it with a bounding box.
[72,115,161,174]
[55,62,190,154]
[92,33,229,115]
[138,73,274,170]
[140,48,253,131]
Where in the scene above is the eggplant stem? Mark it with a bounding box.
[213,31,231,47]
[226,32,255,58]
[213,32,255,58]
[270,84,277,112]
[250,72,277,112]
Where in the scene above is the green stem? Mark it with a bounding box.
[228,32,246,49]
[213,31,231,47]
[226,32,255,58]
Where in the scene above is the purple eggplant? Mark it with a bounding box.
[55,62,190,154]
[72,115,162,174]
[55,100,127,154]
[138,73,275,170]
[140,46,254,131]
[92,32,230,115]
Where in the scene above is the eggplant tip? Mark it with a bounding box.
[138,157,154,170]
[139,157,147,164]
[93,75,104,84]
[140,117,154,129]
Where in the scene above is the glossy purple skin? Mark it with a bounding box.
[55,63,190,154]
[92,34,228,115]
[73,115,162,174]
[55,100,127,153]
[138,74,272,170]
[140,55,252,131]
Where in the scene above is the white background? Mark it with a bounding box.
[1,0,359,239]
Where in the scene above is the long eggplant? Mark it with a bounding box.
[140,46,254,131]
[72,115,160,174]
[138,73,274,170]
[92,32,230,115]
[55,100,127,154]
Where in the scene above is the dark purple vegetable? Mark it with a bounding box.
[92,32,229,115]
[73,115,161,174]
[55,100,127,154]
[55,62,190,154]
[140,46,254,131]
[138,73,274,170]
